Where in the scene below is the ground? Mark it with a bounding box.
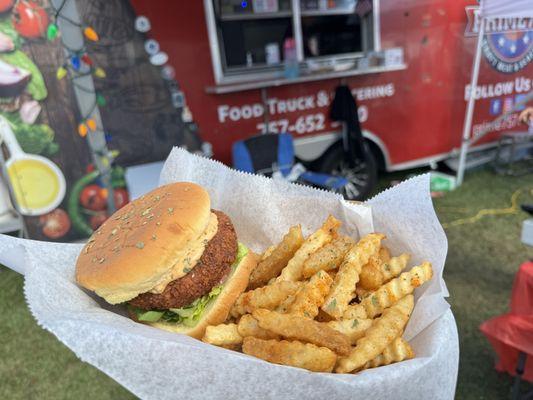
[0,166,532,399]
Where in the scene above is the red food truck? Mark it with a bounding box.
[130,0,533,198]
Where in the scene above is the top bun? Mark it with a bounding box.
[76,182,212,304]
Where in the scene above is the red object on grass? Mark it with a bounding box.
[480,261,533,381]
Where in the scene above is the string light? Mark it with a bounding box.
[52,1,100,42]
[47,23,58,40]
[94,67,106,78]
[51,1,114,153]
[78,123,88,137]
[56,66,67,79]
[81,54,92,65]
[96,94,106,106]
[86,118,97,131]
[83,27,99,42]
[70,55,81,70]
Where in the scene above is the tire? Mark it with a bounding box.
[318,142,378,200]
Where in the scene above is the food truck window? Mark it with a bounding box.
[300,0,373,57]
[220,18,293,68]
[206,0,378,83]
[302,15,362,57]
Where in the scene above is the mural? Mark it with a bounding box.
[0,0,198,241]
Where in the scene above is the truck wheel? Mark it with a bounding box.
[318,143,377,200]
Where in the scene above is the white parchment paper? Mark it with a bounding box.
[0,147,458,399]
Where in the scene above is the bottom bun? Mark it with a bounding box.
[145,251,258,339]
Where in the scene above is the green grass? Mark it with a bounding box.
[0,166,532,399]
[0,265,135,400]
[434,168,533,399]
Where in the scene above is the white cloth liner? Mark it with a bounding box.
[0,147,458,399]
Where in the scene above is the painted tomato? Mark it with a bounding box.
[12,1,49,39]
[80,184,107,211]
[89,213,108,230]
[113,188,129,210]
[0,0,14,14]
[40,209,71,239]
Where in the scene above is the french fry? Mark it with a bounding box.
[327,318,373,345]
[203,323,243,346]
[286,270,333,318]
[252,309,352,356]
[346,262,433,319]
[231,281,302,318]
[237,314,279,340]
[359,253,411,291]
[275,292,297,313]
[362,337,414,370]
[327,270,337,281]
[322,234,384,319]
[336,295,414,373]
[248,226,304,289]
[315,308,335,322]
[302,236,355,278]
[260,245,276,261]
[200,216,433,375]
[343,304,368,319]
[379,246,391,263]
[242,337,337,373]
[356,287,373,300]
[220,343,242,351]
[277,216,341,282]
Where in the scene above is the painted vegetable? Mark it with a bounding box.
[2,112,57,156]
[40,208,71,239]
[80,184,107,211]
[0,0,14,14]
[68,170,99,236]
[19,99,41,123]
[110,165,127,188]
[0,50,48,100]
[89,213,108,230]
[0,58,30,97]
[0,17,22,49]
[113,187,129,210]
[12,0,48,39]
[0,31,14,52]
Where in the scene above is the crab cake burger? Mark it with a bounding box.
[75,182,258,339]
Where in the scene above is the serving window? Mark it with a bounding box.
[205,0,379,84]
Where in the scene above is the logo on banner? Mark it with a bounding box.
[489,98,501,115]
[515,94,527,111]
[503,97,514,113]
[482,31,533,73]
[465,6,533,73]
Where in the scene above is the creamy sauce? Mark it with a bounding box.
[148,212,218,294]
[8,159,60,211]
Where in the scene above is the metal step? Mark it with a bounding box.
[446,144,533,172]
[444,148,498,172]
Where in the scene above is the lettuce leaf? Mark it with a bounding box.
[131,243,248,326]
[138,310,164,322]
[0,17,22,49]
[235,242,248,265]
